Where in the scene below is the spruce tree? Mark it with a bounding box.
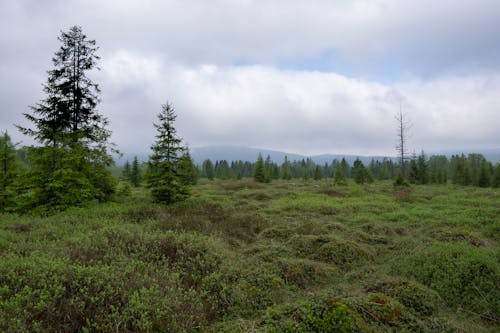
[122,160,131,181]
[202,159,215,180]
[16,26,115,212]
[280,156,292,180]
[130,156,142,187]
[253,154,269,183]
[492,164,500,188]
[177,151,198,185]
[0,132,18,211]
[146,102,189,204]
[408,157,419,184]
[313,165,322,180]
[477,161,491,188]
[352,159,372,184]
[333,165,347,185]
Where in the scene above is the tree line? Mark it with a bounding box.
[196,151,500,187]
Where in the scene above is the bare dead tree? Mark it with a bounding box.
[395,102,411,177]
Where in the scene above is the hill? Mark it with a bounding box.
[115,145,500,166]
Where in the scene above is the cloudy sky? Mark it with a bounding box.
[1,0,499,156]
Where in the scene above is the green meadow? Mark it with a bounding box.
[1,180,498,332]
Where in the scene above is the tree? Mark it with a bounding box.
[340,158,350,178]
[253,154,269,183]
[280,156,292,180]
[492,164,500,188]
[333,165,347,185]
[450,154,470,186]
[130,156,142,187]
[146,102,189,204]
[177,151,198,185]
[395,104,411,177]
[313,165,322,180]
[428,155,448,184]
[0,132,18,211]
[122,160,131,181]
[477,160,491,188]
[352,159,372,184]
[202,159,215,180]
[16,26,115,213]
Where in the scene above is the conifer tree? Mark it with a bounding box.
[477,161,491,188]
[408,156,419,184]
[130,156,142,187]
[333,165,347,185]
[0,132,18,211]
[146,102,189,204]
[492,164,500,188]
[122,160,131,181]
[253,154,269,183]
[352,159,372,184]
[280,156,292,180]
[202,159,215,180]
[16,26,115,212]
[178,151,198,185]
[340,158,350,178]
[416,151,429,184]
[313,165,322,180]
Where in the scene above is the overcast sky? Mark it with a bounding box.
[1,0,499,156]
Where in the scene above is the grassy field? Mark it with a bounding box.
[0,179,499,332]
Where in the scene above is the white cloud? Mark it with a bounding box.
[96,51,500,155]
[1,1,500,156]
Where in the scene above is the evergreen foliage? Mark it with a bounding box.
[253,154,269,183]
[146,102,190,204]
[178,151,198,186]
[280,156,292,180]
[122,160,131,181]
[477,161,491,188]
[333,165,347,185]
[393,172,410,187]
[202,159,215,180]
[492,164,500,188]
[450,155,471,185]
[351,159,372,184]
[0,132,18,211]
[16,26,115,213]
[130,156,142,187]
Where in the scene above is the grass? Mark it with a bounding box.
[0,179,499,332]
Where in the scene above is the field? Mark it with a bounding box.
[0,180,499,332]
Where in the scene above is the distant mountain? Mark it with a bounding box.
[114,146,500,166]
[189,146,394,165]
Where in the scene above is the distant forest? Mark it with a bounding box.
[118,151,500,188]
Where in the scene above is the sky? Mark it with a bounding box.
[1,0,500,156]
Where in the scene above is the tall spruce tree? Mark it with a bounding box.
[16,26,115,212]
[253,154,269,183]
[352,159,372,184]
[333,165,347,185]
[0,132,18,211]
[122,160,131,181]
[146,102,189,204]
[202,159,215,180]
[177,151,198,185]
[280,156,292,180]
[492,164,500,188]
[130,156,142,187]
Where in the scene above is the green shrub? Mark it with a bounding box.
[265,300,358,333]
[395,242,499,322]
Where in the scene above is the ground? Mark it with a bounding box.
[0,179,498,332]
